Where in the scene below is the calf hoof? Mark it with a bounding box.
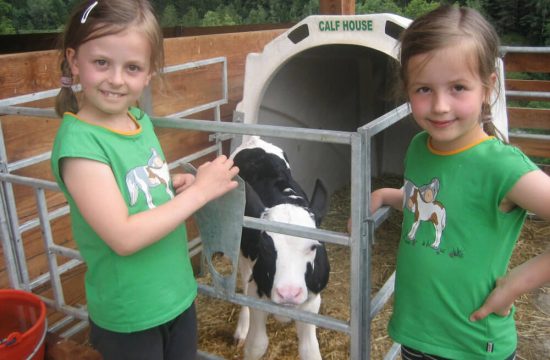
[234,336,246,348]
[233,324,248,347]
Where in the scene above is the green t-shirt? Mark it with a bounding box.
[51,108,197,333]
[389,132,538,359]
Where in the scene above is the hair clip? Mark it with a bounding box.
[60,76,73,88]
[81,1,98,24]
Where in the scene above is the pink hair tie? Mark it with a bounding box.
[60,76,73,88]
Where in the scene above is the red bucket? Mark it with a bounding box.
[0,289,47,360]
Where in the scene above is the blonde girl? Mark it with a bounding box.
[369,5,550,359]
[51,1,239,359]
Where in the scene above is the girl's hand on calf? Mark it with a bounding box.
[193,155,240,202]
[173,173,195,194]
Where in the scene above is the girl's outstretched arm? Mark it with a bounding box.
[470,169,550,321]
[370,187,404,213]
[348,187,403,233]
[62,155,239,256]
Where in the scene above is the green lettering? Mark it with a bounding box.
[341,20,347,31]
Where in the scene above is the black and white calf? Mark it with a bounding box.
[230,136,330,360]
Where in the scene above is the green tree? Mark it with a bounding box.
[0,0,15,34]
[26,0,62,31]
[182,7,201,27]
[301,0,320,17]
[245,5,269,24]
[202,5,241,26]
[161,3,179,27]
[403,0,440,19]
[356,0,402,15]
[519,0,550,45]
[267,0,293,23]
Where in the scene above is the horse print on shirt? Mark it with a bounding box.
[126,148,173,209]
[403,178,447,250]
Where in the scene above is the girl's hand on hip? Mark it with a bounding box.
[469,277,514,322]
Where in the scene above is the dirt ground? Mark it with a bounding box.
[195,181,550,360]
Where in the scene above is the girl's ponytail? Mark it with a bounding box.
[482,102,507,143]
[54,58,79,117]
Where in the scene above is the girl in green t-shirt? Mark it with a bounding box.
[364,5,550,360]
[52,1,239,359]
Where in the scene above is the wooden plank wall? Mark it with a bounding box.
[503,51,550,161]
[0,30,284,322]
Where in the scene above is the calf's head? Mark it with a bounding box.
[243,181,330,306]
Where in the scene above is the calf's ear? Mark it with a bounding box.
[310,179,329,226]
[244,182,266,218]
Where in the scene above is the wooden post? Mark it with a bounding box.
[319,0,355,15]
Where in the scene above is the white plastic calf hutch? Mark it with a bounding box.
[233,13,509,196]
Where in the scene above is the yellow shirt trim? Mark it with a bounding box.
[427,136,494,156]
[65,111,142,136]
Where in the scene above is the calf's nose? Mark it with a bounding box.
[275,285,303,304]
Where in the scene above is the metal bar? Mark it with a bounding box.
[20,205,69,233]
[167,145,219,170]
[59,320,89,339]
[508,133,550,141]
[363,131,375,359]
[0,173,59,191]
[153,117,353,145]
[349,132,370,360]
[48,315,78,334]
[222,58,228,105]
[359,103,411,136]
[162,57,226,74]
[198,284,350,334]
[7,151,52,172]
[0,187,20,288]
[500,46,550,54]
[166,99,227,119]
[30,258,83,290]
[0,106,56,118]
[188,236,203,259]
[370,271,395,319]
[243,216,350,246]
[189,245,203,259]
[49,245,83,261]
[2,180,30,289]
[0,121,28,289]
[39,296,88,321]
[383,343,402,360]
[505,90,550,99]
[36,187,66,308]
[372,206,392,230]
[0,88,64,107]
[197,351,226,360]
